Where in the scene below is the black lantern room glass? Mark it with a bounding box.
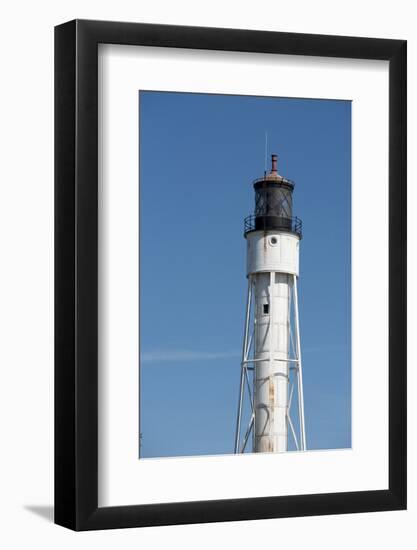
[253,180,294,231]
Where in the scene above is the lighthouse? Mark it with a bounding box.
[234,154,306,454]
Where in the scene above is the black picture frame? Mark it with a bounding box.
[55,19,407,531]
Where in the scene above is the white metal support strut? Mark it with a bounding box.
[234,276,253,454]
[293,274,307,451]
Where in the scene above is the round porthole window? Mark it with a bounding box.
[269,236,278,246]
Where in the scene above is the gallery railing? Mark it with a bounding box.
[244,215,303,238]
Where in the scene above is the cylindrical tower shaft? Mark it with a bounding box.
[254,272,292,452]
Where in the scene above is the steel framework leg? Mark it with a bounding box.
[293,274,307,451]
[234,277,253,453]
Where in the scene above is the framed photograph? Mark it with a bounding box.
[55,19,406,530]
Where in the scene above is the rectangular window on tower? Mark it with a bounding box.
[263,304,269,315]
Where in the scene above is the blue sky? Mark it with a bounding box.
[139,91,351,458]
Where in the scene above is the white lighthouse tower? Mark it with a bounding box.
[234,154,306,454]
